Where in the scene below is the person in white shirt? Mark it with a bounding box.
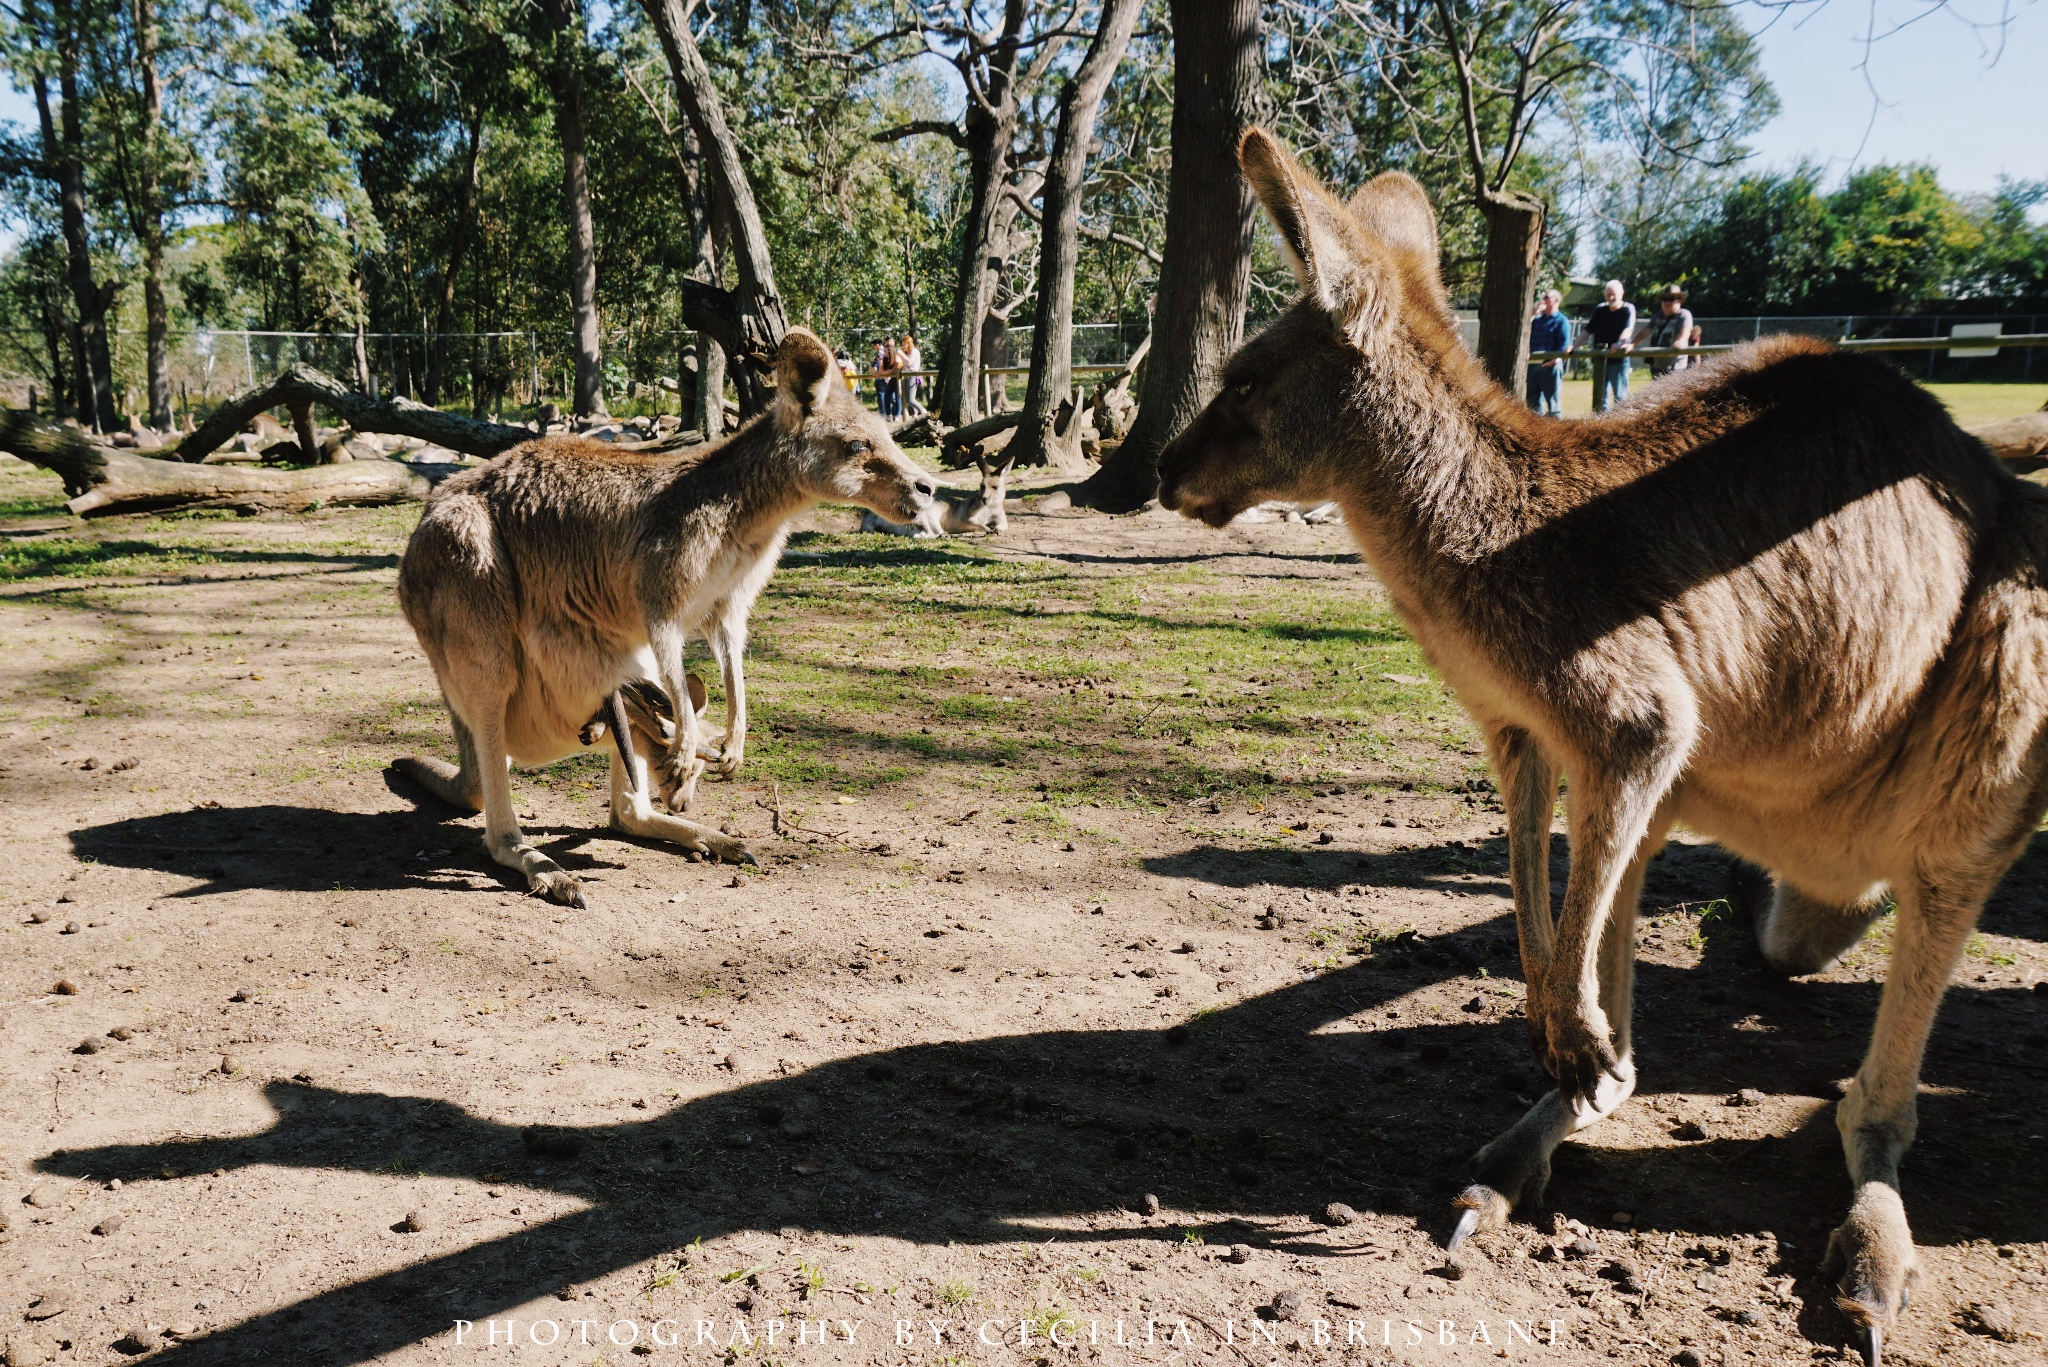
[899,335,925,417]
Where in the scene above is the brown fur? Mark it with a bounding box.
[1158,129,2048,1358]
[393,329,939,907]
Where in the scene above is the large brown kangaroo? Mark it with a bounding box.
[395,330,939,908]
[1156,130,2048,1365]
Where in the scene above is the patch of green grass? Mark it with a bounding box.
[731,529,1465,809]
[936,1278,975,1306]
[1924,382,2048,426]
[1964,932,2017,967]
[0,536,231,582]
[1682,898,1732,950]
[1021,1306,1082,1342]
[0,460,71,521]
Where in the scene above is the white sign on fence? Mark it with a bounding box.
[1948,322,2002,358]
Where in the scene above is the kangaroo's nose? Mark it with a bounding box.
[914,478,938,498]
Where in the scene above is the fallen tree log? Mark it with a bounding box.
[939,412,1023,468]
[172,364,537,463]
[0,409,437,517]
[1967,410,2048,471]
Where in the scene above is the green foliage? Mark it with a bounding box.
[1601,162,2048,314]
[218,13,388,331]
[0,0,2027,432]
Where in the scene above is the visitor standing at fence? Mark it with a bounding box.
[876,340,900,419]
[1646,286,1694,377]
[1586,279,1637,412]
[836,347,860,399]
[900,335,925,417]
[1526,289,1568,416]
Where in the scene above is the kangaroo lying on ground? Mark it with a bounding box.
[395,329,939,907]
[859,451,1012,537]
[1157,129,2048,1366]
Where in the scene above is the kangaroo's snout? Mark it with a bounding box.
[1153,409,1247,528]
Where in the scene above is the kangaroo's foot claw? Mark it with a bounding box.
[529,867,587,909]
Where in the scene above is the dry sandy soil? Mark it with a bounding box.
[0,459,2044,1367]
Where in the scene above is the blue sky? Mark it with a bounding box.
[1738,0,2044,194]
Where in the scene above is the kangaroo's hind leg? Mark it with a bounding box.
[1823,867,1995,1365]
[428,661,586,907]
[394,707,485,812]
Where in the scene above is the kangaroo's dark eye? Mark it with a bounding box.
[848,439,871,455]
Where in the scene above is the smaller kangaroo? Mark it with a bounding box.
[860,451,1012,537]
[395,329,938,907]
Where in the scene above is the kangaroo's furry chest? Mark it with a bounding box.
[651,525,789,635]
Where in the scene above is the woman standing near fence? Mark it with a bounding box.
[899,335,924,417]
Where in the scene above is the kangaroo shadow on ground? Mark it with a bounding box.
[36,832,2048,1365]
[66,778,646,898]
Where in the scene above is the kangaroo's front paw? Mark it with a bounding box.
[712,739,744,779]
[1826,1184,1918,1366]
[1532,999,1621,1104]
[657,749,706,812]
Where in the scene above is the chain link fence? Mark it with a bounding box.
[0,327,715,424]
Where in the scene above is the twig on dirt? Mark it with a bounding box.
[948,808,982,826]
[754,780,847,841]
[1181,1312,1260,1366]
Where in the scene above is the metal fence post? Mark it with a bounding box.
[529,332,541,410]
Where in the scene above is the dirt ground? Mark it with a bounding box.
[1,456,2044,1367]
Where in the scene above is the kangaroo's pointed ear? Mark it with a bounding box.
[774,329,838,421]
[1347,172,1439,269]
[1348,171,1452,318]
[991,450,1017,477]
[1238,129,1376,342]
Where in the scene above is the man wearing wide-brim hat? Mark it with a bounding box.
[1646,284,1695,378]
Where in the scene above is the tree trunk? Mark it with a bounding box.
[425,115,484,407]
[902,231,917,337]
[1475,193,1544,394]
[133,0,171,430]
[36,3,119,435]
[540,0,606,418]
[936,0,1030,428]
[641,0,788,416]
[1077,0,1265,510]
[1007,0,1142,473]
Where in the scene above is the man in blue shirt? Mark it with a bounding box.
[1585,279,1637,413]
[1526,289,1568,415]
